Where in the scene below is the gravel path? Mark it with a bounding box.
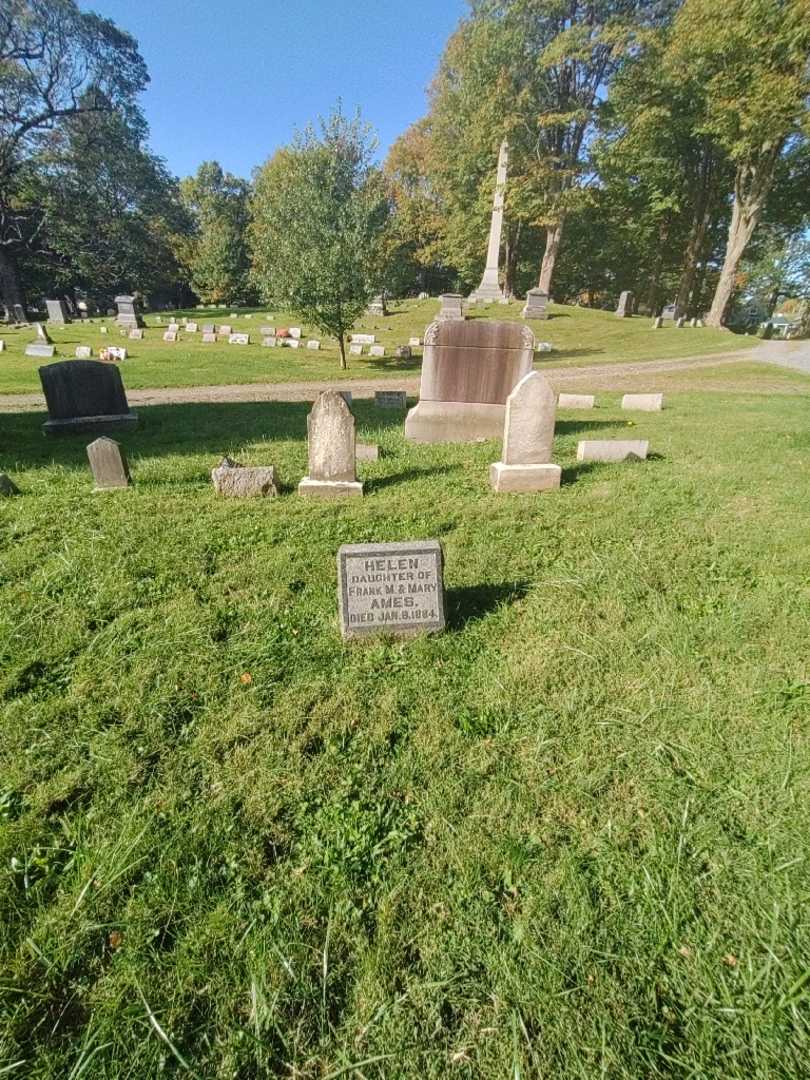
[0,348,769,413]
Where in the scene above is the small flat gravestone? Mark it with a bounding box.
[369,345,385,358]
[202,323,215,334]
[337,540,445,639]
[39,360,137,435]
[306,339,320,350]
[652,316,663,329]
[298,390,363,498]
[260,326,276,336]
[284,338,300,349]
[490,371,561,493]
[186,321,198,332]
[622,393,663,412]
[289,327,302,339]
[262,336,277,347]
[0,340,5,352]
[375,389,407,409]
[163,331,177,342]
[87,437,131,490]
[349,343,364,356]
[408,336,422,347]
[75,346,93,359]
[26,342,56,358]
[114,295,144,330]
[577,440,648,463]
[202,332,217,343]
[129,328,144,340]
[558,393,595,408]
[350,333,375,345]
[0,473,20,497]
[437,293,465,321]
[229,333,250,345]
[218,324,232,336]
[522,289,549,320]
[394,345,411,359]
[211,457,278,497]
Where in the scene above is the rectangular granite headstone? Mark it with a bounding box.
[114,295,144,330]
[576,440,648,462]
[350,333,376,345]
[306,339,320,350]
[521,289,549,319]
[39,360,137,435]
[75,346,93,359]
[375,390,407,409]
[25,343,55,358]
[46,299,70,324]
[437,294,465,321]
[369,345,385,357]
[202,333,217,343]
[229,333,250,345]
[337,540,445,639]
[128,328,143,340]
[558,393,595,408]
[621,393,663,412]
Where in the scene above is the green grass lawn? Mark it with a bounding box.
[1,370,808,1077]
[0,299,757,396]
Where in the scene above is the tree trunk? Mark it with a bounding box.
[503,221,521,300]
[0,248,24,320]
[674,142,716,320]
[538,217,564,295]
[338,335,347,371]
[706,152,781,328]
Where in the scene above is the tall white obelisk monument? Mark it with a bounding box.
[469,140,508,302]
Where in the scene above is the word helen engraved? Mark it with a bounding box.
[337,540,445,639]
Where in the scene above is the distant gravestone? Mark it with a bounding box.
[262,336,277,347]
[690,317,698,328]
[163,331,177,342]
[394,345,411,359]
[351,333,376,345]
[218,324,232,336]
[289,327,302,339]
[0,473,20,497]
[577,440,648,462]
[12,303,27,324]
[375,389,407,409]
[337,540,445,639]
[260,326,275,336]
[211,457,278,497]
[75,346,93,359]
[298,390,363,498]
[128,328,144,340]
[522,289,549,320]
[349,343,364,356]
[285,338,300,349]
[167,322,180,333]
[101,346,127,361]
[87,437,131,490]
[25,342,55,358]
[46,299,70,324]
[615,291,634,318]
[622,393,663,412]
[652,316,664,329]
[558,393,595,409]
[100,325,108,334]
[39,360,137,435]
[418,291,429,300]
[202,323,215,334]
[229,333,250,345]
[35,321,52,343]
[0,340,5,351]
[369,344,385,357]
[405,320,534,443]
[437,293,465,321]
[675,316,686,328]
[202,332,217,343]
[490,371,561,493]
[368,294,387,316]
[185,321,198,332]
[114,295,144,330]
[408,336,422,347]
[306,339,321,350]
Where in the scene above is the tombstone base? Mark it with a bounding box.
[43,412,139,437]
[297,477,363,499]
[404,400,505,443]
[489,462,561,493]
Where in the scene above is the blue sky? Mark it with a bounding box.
[81,0,467,181]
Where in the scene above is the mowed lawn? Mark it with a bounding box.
[0,299,757,395]
[1,368,808,1077]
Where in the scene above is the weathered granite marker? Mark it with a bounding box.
[577,440,649,462]
[558,393,595,408]
[298,391,363,498]
[337,540,445,639]
[375,389,407,409]
[621,393,663,412]
[490,371,561,492]
[211,457,278,497]
[87,437,131,490]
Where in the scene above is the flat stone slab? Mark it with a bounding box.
[577,440,648,462]
[558,393,595,408]
[489,462,561,493]
[44,413,138,437]
[375,389,407,409]
[350,334,376,344]
[298,478,363,499]
[337,540,445,639]
[26,344,56,358]
[229,334,250,345]
[211,459,278,497]
[621,393,663,411]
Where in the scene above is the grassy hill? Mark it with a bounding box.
[0,299,757,396]
[0,365,808,1077]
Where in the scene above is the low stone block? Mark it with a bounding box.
[0,473,20,496]
[536,342,553,353]
[163,331,177,342]
[489,462,561,493]
[576,440,649,462]
[0,340,5,351]
[100,326,108,334]
[186,322,198,332]
[337,540,445,639]
[558,393,595,408]
[369,345,385,357]
[201,333,217,343]
[408,337,422,347]
[394,345,411,359]
[349,343,364,356]
[260,326,275,336]
[211,458,278,497]
[75,346,93,359]
[653,316,663,329]
[621,393,663,412]
[351,333,376,345]
[298,478,363,499]
[202,323,215,334]
[262,336,277,347]
[229,333,250,345]
[375,389,407,409]
[25,344,55,358]
[356,442,379,461]
[218,324,232,336]
[289,327,302,339]
[167,323,180,333]
[306,339,321,350]
[284,338,300,349]
[129,328,144,340]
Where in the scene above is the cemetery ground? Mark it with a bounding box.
[0,299,758,397]
[1,362,809,1077]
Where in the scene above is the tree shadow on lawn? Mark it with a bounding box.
[555,419,629,435]
[365,355,423,372]
[540,346,605,361]
[366,463,460,492]
[446,580,530,630]
[0,399,410,469]
[561,453,664,485]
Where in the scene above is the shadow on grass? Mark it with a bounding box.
[543,347,605,360]
[367,463,459,492]
[561,453,664,485]
[365,355,423,372]
[0,399,409,469]
[446,581,530,630]
[555,419,628,435]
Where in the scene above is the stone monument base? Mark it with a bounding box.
[489,462,561,493]
[297,477,363,499]
[404,401,505,443]
[43,412,139,437]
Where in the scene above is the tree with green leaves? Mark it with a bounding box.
[665,0,810,326]
[179,162,252,305]
[250,108,389,370]
[0,0,148,316]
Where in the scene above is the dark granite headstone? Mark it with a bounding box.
[337,540,445,639]
[39,360,138,436]
[114,295,144,330]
